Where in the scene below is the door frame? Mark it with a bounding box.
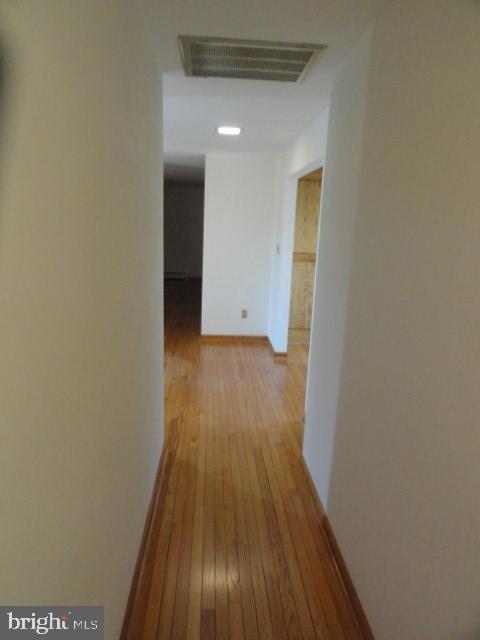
[287,167,322,339]
[280,157,324,351]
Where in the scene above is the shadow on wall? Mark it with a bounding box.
[0,35,14,252]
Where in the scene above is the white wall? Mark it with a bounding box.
[303,30,372,516]
[202,153,276,336]
[0,5,163,639]
[304,2,480,638]
[164,180,204,278]
[268,111,329,353]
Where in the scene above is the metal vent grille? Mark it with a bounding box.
[178,36,326,83]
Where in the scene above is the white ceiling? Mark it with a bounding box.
[150,0,381,179]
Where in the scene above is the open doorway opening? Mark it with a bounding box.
[288,167,322,352]
[163,164,205,337]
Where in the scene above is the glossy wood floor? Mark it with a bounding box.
[123,281,362,640]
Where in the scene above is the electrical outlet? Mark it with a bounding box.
[241,309,248,319]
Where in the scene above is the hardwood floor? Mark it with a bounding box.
[122,281,363,640]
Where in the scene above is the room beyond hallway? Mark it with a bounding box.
[288,168,323,352]
[123,281,362,639]
[164,178,205,283]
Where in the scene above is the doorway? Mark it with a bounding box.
[288,167,322,350]
[163,171,205,336]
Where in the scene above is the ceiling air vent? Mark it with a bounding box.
[178,35,326,83]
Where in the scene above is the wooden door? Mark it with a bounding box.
[289,168,322,331]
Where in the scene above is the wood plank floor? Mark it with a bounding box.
[123,281,362,640]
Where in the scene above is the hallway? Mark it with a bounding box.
[123,281,361,639]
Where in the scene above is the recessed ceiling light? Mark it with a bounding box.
[217,126,241,136]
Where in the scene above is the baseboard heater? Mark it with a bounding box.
[164,271,189,281]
